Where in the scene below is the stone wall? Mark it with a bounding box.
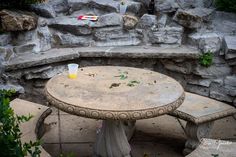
[0,0,235,106]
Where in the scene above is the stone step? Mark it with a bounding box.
[5,46,200,71]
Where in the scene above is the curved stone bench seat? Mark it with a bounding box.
[186,138,236,157]
[169,92,236,155]
[11,98,52,157]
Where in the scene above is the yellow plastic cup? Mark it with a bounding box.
[68,63,79,79]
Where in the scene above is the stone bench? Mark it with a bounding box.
[186,138,236,157]
[169,92,236,155]
[11,98,52,157]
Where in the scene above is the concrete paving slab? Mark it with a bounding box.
[43,115,60,143]
[131,141,184,157]
[211,116,236,140]
[61,143,93,157]
[50,107,59,115]
[60,115,100,143]
[136,115,186,140]
[42,144,61,157]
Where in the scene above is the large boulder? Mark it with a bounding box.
[123,14,138,30]
[223,36,236,60]
[188,32,222,53]
[0,10,37,31]
[31,3,56,18]
[173,8,214,29]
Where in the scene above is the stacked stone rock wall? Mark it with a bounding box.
[0,0,235,106]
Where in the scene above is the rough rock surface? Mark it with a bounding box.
[188,32,222,53]
[155,0,179,13]
[37,26,52,52]
[0,10,37,31]
[53,32,93,47]
[48,0,69,14]
[31,3,56,18]
[137,14,158,29]
[94,27,142,46]
[0,46,14,61]
[149,26,183,45]
[223,36,236,59]
[211,11,236,35]
[68,0,119,13]
[0,33,11,46]
[173,8,214,29]
[123,14,138,30]
[48,17,92,35]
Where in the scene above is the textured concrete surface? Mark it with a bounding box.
[42,108,236,157]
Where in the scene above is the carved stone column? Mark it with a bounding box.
[123,120,136,141]
[183,121,214,155]
[94,120,131,157]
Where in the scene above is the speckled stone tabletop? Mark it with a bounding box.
[45,66,185,120]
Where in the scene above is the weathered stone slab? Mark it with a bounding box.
[68,0,119,13]
[186,84,210,97]
[224,76,236,87]
[31,3,56,18]
[94,27,141,46]
[173,8,214,29]
[0,10,37,31]
[188,32,222,53]
[73,46,200,58]
[24,65,67,80]
[48,0,69,14]
[162,60,193,74]
[223,36,236,59]
[13,43,38,54]
[171,92,236,124]
[126,1,142,15]
[53,32,94,47]
[0,84,24,93]
[212,11,236,35]
[155,0,179,13]
[48,16,92,35]
[93,13,123,28]
[5,48,79,71]
[193,64,232,78]
[149,26,183,45]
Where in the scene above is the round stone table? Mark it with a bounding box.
[45,66,185,157]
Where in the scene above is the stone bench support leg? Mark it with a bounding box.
[94,120,131,157]
[183,121,214,155]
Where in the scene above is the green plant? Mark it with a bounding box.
[0,0,45,10]
[214,0,236,13]
[0,89,41,157]
[199,51,213,67]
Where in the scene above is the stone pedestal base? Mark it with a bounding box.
[183,121,214,155]
[94,120,135,157]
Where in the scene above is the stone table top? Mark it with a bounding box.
[45,66,185,120]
